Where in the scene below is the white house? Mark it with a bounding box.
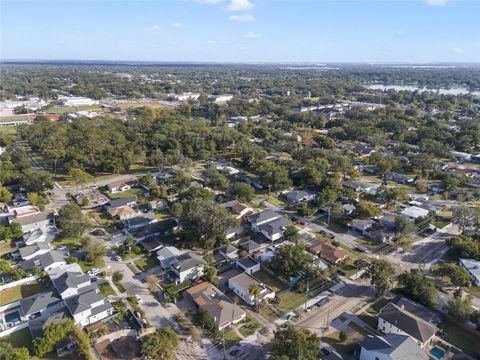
[19,242,51,260]
[228,272,275,306]
[169,252,205,284]
[459,258,480,286]
[59,96,99,107]
[360,334,428,360]
[400,206,429,221]
[156,246,187,270]
[351,219,374,233]
[210,94,233,103]
[10,212,54,234]
[377,303,437,349]
[64,289,114,327]
[236,256,260,275]
[52,271,92,299]
[23,227,56,246]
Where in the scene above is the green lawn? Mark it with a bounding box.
[358,313,378,329]
[238,317,260,337]
[52,237,81,249]
[276,291,305,313]
[322,329,364,356]
[77,258,104,273]
[165,280,193,295]
[0,240,15,256]
[98,282,116,296]
[259,306,279,323]
[253,269,288,292]
[134,256,160,272]
[45,105,102,114]
[212,329,242,350]
[108,188,144,199]
[267,196,285,207]
[113,280,126,293]
[0,280,50,306]
[443,318,480,357]
[463,286,480,298]
[0,327,33,350]
[0,127,18,135]
[127,263,140,275]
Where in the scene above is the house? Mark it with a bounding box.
[428,183,446,194]
[386,173,411,184]
[12,193,30,207]
[351,219,374,233]
[390,296,439,324]
[157,246,187,270]
[308,241,348,264]
[225,225,243,240]
[219,200,253,219]
[124,213,157,230]
[20,291,64,321]
[342,204,356,216]
[400,206,429,221]
[218,244,238,260]
[12,205,40,218]
[379,215,397,230]
[238,238,262,254]
[10,211,54,234]
[56,334,77,357]
[209,94,233,103]
[249,210,280,230]
[107,179,137,194]
[343,180,375,193]
[459,258,480,286]
[29,310,69,338]
[353,145,376,157]
[147,198,167,211]
[228,272,275,306]
[257,217,289,241]
[286,190,316,204]
[21,250,67,271]
[168,252,205,284]
[128,218,178,242]
[19,242,51,260]
[64,288,114,327]
[377,303,438,349]
[23,227,56,246]
[360,334,428,360]
[106,197,137,210]
[236,256,260,275]
[52,271,93,299]
[107,206,136,220]
[185,282,246,330]
[364,225,395,243]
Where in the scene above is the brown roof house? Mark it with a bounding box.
[185,281,245,330]
[377,302,438,349]
[309,241,348,264]
[107,179,138,194]
[107,206,136,220]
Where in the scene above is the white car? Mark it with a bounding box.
[115,256,122,262]
[135,295,143,304]
[87,268,100,277]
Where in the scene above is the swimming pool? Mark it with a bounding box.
[4,311,20,324]
[430,347,445,359]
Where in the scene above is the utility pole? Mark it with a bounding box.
[304,279,309,311]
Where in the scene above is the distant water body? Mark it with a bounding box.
[366,84,480,97]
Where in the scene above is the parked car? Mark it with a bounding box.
[87,268,100,276]
[320,348,330,356]
[115,255,122,261]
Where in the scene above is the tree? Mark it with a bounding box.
[0,343,30,360]
[248,284,262,305]
[203,166,228,189]
[270,243,319,279]
[227,182,255,202]
[433,263,471,287]
[0,223,23,240]
[177,198,239,249]
[112,271,123,283]
[145,274,159,291]
[367,259,396,294]
[398,235,415,251]
[57,203,88,238]
[271,324,320,360]
[0,258,11,272]
[203,265,218,285]
[33,319,75,357]
[355,201,381,219]
[447,295,473,322]
[141,328,179,360]
[416,178,428,193]
[67,168,94,193]
[397,269,437,308]
[283,224,299,242]
[452,206,476,233]
[395,216,415,235]
[0,186,12,203]
[195,309,216,332]
[446,236,480,260]
[74,326,95,360]
[20,169,53,194]
[80,236,106,263]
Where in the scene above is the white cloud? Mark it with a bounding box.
[58,40,64,45]
[147,24,161,32]
[194,0,223,4]
[243,31,261,39]
[425,0,447,6]
[229,14,255,22]
[453,47,465,54]
[397,30,405,36]
[172,22,183,28]
[227,0,254,11]
[219,40,232,44]
[207,40,217,44]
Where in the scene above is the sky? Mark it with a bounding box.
[1,0,479,63]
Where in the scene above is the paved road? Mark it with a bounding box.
[294,282,376,337]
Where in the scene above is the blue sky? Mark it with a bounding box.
[1,0,479,62]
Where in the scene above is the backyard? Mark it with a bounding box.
[0,280,50,306]
[0,327,33,350]
[134,255,160,272]
[108,188,145,199]
[442,318,480,357]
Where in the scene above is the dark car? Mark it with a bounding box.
[354,247,366,253]
[320,347,330,356]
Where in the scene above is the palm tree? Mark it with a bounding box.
[248,284,262,306]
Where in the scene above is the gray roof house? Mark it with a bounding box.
[52,271,92,299]
[10,211,54,233]
[19,242,51,260]
[20,290,64,320]
[64,288,114,327]
[169,252,205,284]
[286,190,315,204]
[21,250,67,272]
[248,210,279,228]
[257,216,290,241]
[377,303,438,348]
[360,333,428,360]
[106,197,137,210]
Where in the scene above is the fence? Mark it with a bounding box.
[0,275,38,292]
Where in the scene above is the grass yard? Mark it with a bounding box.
[0,239,15,256]
[322,329,364,356]
[78,258,104,273]
[108,188,145,199]
[463,286,480,298]
[165,280,193,295]
[127,263,140,275]
[357,313,378,329]
[365,296,390,315]
[442,318,480,357]
[238,317,260,337]
[259,306,279,323]
[266,196,285,207]
[0,327,33,350]
[45,105,102,114]
[113,280,126,293]
[253,269,288,292]
[0,280,50,306]
[0,126,18,135]
[276,291,305,313]
[212,329,242,350]
[134,256,160,272]
[98,282,116,296]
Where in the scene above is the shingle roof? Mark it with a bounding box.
[20,290,62,316]
[174,252,205,271]
[237,256,259,269]
[107,197,136,209]
[64,289,108,315]
[378,303,438,344]
[29,310,69,338]
[248,210,278,225]
[258,216,289,236]
[53,271,90,295]
[361,334,428,360]
[19,242,50,258]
